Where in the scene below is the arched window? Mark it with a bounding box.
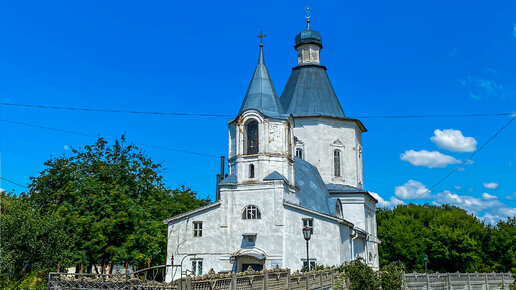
[242,205,261,219]
[249,164,255,179]
[295,148,303,159]
[335,201,342,218]
[246,120,259,155]
[334,149,341,177]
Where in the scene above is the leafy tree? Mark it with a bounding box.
[380,261,405,290]
[484,218,516,273]
[27,136,209,272]
[0,192,72,280]
[377,204,497,273]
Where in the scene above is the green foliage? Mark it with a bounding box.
[3,136,209,278]
[377,204,516,273]
[0,193,73,279]
[341,258,381,290]
[380,261,405,290]
[0,272,46,290]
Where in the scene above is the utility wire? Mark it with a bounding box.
[1,102,514,119]
[0,176,28,189]
[0,102,233,117]
[408,115,516,203]
[0,119,221,158]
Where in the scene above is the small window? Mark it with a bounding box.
[193,221,202,237]
[302,259,316,271]
[249,164,255,179]
[191,259,203,276]
[334,149,341,177]
[295,148,303,159]
[302,218,313,235]
[246,120,259,155]
[243,234,257,247]
[242,205,261,219]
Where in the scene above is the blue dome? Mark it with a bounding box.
[295,28,322,48]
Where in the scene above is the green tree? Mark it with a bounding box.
[28,136,209,272]
[377,204,492,273]
[0,192,72,280]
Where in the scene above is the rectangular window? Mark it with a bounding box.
[193,221,202,237]
[302,218,313,235]
[302,259,317,270]
[191,259,203,276]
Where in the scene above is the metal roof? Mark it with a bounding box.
[292,157,335,216]
[295,27,322,49]
[280,64,345,118]
[263,171,288,183]
[238,45,285,117]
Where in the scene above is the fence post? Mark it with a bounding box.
[331,270,335,289]
[484,273,488,290]
[426,273,430,290]
[467,274,471,290]
[447,273,451,290]
[186,276,192,290]
[287,271,291,290]
[501,273,505,289]
[231,272,237,290]
[264,271,269,290]
[319,272,323,289]
[305,272,309,290]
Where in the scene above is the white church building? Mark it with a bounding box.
[164,20,380,281]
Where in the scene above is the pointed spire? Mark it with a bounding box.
[238,37,284,117]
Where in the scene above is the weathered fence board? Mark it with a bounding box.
[404,272,514,290]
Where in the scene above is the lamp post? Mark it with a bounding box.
[424,255,428,272]
[302,226,312,271]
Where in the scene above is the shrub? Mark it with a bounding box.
[339,258,381,290]
[381,261,405,290]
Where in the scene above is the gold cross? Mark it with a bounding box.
[257,31,266,45]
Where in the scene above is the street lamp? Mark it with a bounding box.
[302,226,312,271]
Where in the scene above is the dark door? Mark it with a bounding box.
[241,264,263,271]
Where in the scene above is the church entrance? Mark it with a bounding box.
[236,255,265,272]
[241,263,263,271]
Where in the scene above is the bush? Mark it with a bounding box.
[381,261,405,290]
[339,258,381,290]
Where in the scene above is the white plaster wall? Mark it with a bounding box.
[293,117,363,188]
[166,181,288,282]
[282,206,352,271]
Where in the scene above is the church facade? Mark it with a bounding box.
[164,21,380,282]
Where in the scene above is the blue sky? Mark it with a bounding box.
[1,0,515,223]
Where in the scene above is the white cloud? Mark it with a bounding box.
[482,193,497,200]
[430,129,477,152]
[370,192,405,207]
[0,188,5,193]
[64,145,70,150]
[400,150,461,168]
[432,190,515,223]
[395,180,430,200]
[454,185,461,190]
[483,182,499,189]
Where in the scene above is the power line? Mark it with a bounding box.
[0,102,233,117]
[0,119,221,158]
[0,176,28,189]
[408,115,516,203]
[1,102,514,119]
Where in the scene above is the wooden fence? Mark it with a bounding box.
[180,268,342,290]
[404,272,514,290]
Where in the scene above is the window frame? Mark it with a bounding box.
[193,221,203,237]
[191,259,203,276]
[295,148,303,159]
[249,164,255,179]
[302,218,313,235]
[245,120,259,155]
[242,205,261,220]
[333,149,341,177]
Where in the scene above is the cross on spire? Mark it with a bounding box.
[257,31,266,46]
